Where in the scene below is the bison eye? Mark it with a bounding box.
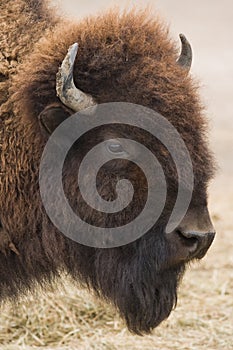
[107,141,126,156]
[108,143,124,153]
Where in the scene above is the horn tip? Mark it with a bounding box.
[71,42,79,49]
[68,42,79,56]
[179,33,187,44]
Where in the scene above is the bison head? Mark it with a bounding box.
[2,10,216,335]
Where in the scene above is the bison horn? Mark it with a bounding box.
[56,43,96,111]
[177,34,192,71]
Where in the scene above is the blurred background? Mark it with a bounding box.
[0,1,232,349]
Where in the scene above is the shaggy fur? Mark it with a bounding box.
[0,0,57,107]
[0,0,215,334]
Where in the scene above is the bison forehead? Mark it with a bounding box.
[12,10,188,114]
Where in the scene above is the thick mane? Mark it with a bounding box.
[10,9,215,184]
[0,0,58,108]
[11,10,177,118]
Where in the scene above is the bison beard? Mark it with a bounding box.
[90,235,185,334]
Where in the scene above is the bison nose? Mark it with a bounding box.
[177,229,216,259]
[166,207,216,263]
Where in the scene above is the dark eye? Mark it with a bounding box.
[107,143,125,154]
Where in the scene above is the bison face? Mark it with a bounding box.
[33,37,216,334]
[38,105,215,334]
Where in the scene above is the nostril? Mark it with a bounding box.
[176,229,199,251]
[178,230,215,243]
[166,228,215,263]
[180,231,202,239]
[176,229,215,254]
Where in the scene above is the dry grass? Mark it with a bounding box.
[0,210,232,350]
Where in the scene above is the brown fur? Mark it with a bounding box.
[0,1,215,334]
[0,0,57,107]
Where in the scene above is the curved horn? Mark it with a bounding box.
[177,34,192,71]
[56,43,96,111]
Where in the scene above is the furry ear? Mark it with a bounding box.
[38,104,71,135]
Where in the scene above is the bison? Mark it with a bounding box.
[0,0,216,334]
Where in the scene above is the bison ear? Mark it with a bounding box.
[38,105,71,135]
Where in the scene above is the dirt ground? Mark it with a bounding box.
[0,1,232,349]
